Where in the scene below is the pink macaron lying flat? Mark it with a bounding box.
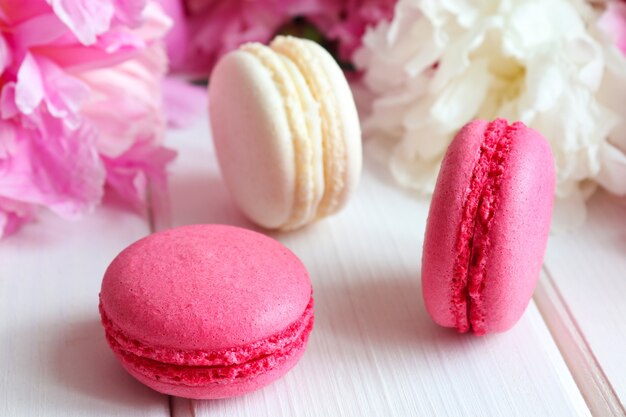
[99,224,314,399]
[422,119,555,335]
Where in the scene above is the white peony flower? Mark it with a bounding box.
[355,0,626,226]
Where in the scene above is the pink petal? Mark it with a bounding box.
[15,53,45,115]
[132,1,172,41]
[177,0,286,76]
[97,27,146,53]
[0,0,52,25]
[156,0,188,68]
[47,0,115,45]
[0,120,18,158]
[102,138,176,211]
[10,12,68,48]
[78,42,168,157]
[43,2,168,72]
[0,83,20,119]
[34,41,140,73]
[14,54,89,128]
[0,34,11,73]
[37,57,90,127]
[308,0,396,61]
[35,4,165,71]
[0,197,36,238]
[0,0,173,239]
[113,0,147,27]
[184,0,212,15]
[0,114,105,219]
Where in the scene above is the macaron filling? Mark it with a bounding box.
[241,43,323,230]
[451,119,518,335]
[99,296,314,386]
[271,36,348,219]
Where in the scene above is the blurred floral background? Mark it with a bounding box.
[1,0,625,238]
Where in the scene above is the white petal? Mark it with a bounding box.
[596,141,626,195]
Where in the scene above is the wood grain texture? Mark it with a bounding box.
[0,201,169,417]
[541,191,626,414]
[164,117,589,417]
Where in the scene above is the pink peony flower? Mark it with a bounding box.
[160,0,395,77]
[309,0,396,62]
[157,0,189,69]
[163,0,295,77]
[0,0,174,238]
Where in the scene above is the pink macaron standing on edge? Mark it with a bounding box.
[99,224,314,399]
[422,119,555,335]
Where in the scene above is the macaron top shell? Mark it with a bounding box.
[209,35,361,230]
[100,224,312,351]
[422,119,555,334]
[422,121,487,329]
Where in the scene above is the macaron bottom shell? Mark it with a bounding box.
[101,296,314,399]
[118,335,309,400]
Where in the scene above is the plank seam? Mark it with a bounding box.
[534,266,626,417]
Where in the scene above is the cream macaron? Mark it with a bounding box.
[209,35,362,230]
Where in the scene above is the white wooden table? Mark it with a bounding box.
[2,114,625,417]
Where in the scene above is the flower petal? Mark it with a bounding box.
[0,197,36,238]
[0,1,172,239]
[47,0,115,45]
[15,55,90,128]
[37,57,91,128]
[0,120,18,158]
[102,138,176,211]
[113,0,147,27]
[15,53,44,115]
[0,115,105,219]
[78,43,167,157]
[10,12,68,47]
[1,83,20,120]
[0,34,11,73]
[597,141,626,195]
[156,0,188,68]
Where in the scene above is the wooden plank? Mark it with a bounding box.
[164,116,590,417]
[535,269,625,416]
[539,191,626,415]
[0,200,170,417]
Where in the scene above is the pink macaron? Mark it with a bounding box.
[422,119,555,335]
[99,224,314,399]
